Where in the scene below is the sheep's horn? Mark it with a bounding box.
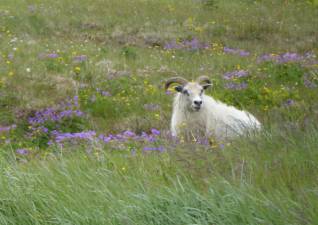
[196,76,211,85]
[165,77,188,90]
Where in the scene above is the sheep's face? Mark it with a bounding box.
[176,82,208,112]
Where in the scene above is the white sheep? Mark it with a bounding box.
[165,76,261,140]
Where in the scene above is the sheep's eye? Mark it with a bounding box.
[200,89,204,95]
[182,90,189,96]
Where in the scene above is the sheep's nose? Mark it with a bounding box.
[194,100,202,106]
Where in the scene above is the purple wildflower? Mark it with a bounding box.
[304,74,317,89]
[283,99,295,107]
[258,52,305,64]
[16,148,29,155]
[143,146,165,152]
[59,110,73,117]
[101,91,111,97]
[225,82,248,90]
[223,70,249,80]
[47,53,59,59]
[278,52,303,63]
[140,132,149,139]
[123,130,136,138]
[165,90,172,95]
[76,128,164,146]
[99,134,112,143]
[96,88,112,97]
[54,130,96,143]
[184,38,200,50]
[8,53,14,60]
[257,54,280,63]
[183,38,209,50]
[197,137,209,145]
[51,130,59,136]
[303,52,318,66]
[42,127,49,133]
[28,103,84,126]
[73,95,79,107]
[239,50,250,57]
[223,47,250,57]
[38,53,59,59]
[145,135,156,142]
[0,124,16,132]
[164,40,182,50]
[73,55,87,63]
[151,128,160,136]
[223,47,237,54]
[304,52,316,59]
[75,110,84,117]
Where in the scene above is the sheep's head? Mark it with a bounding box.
[165,76,212,111]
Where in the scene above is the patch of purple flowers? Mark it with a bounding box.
[53,130,96,143]
[8,53,14,60]
[98,128,161,145]
[151,128,160,136]
[28,96,83,126]
[278,52,303,63]
[303,73,317,89]
[96,88,112,97]
[38,53,59,59]
[28,108,84,125]
[257,54,280,63]
[27,95,85,143]
[257,52,315,64]
[283,99,295,107]
[225,82,248,90]
[164,40,182,50]
[223,47,250,57]
[196,137,210,146]
[101,91,111,97]
[73,55,87,63]
[223,70,249,80]
[49,128,161,146]
[143,146,165,152]
[16,148,29,155]
[0,124,16,132]
[165,90,173,95]
[47,53,59,58]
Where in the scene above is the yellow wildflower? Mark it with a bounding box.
[74,66,81,74]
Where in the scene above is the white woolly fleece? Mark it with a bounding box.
[171,93,261,140]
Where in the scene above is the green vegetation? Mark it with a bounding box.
[0,0,317,224]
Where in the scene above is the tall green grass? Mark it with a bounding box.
[1,124,317,224]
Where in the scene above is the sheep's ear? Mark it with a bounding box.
[202,84,212,90]
[175,86,183,92]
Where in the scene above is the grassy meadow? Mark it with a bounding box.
[0,0,318,224]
